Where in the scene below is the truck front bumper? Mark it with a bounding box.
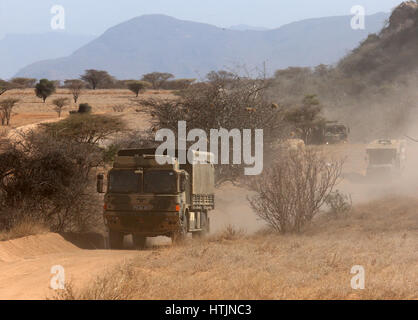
[104,211,180,236]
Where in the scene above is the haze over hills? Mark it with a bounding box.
[0,33,95,79]
[15,13,389,80]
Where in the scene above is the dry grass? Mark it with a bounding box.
[62,197,417,300]
[53,262,137,300]
[0,218,49,241]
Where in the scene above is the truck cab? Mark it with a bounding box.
[97,148,215,249]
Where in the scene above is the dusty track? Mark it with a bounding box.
[0,233,139,299]
[0,140,417,299]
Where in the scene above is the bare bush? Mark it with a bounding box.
[139,70,288,184]
[0,98,19,126]
[112,104,127,112]
[0,216,48,241]
[54,263,137,300]
[64,79,84,103]
[52,97,70,118]
[248,148,343,233]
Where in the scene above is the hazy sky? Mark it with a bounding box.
[0,0,404,37]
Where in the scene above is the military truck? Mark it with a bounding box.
[323,122,349,144]
[308,121,349,145]
[97,148,215,249]
[365,139,406,179]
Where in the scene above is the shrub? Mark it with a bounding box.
[52,98,70,118]
[41,113,126,144]
[78,103,92,114]
[247,148,343,233]
[0,130,103,232]
[325,190,352,218]
[0,98,19,125]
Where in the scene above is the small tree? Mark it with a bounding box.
[284,94,325,144]
[0,80,12,96]
[141,72,174,90]
[248,148,343,233]
[81,69,114,90]
[35,79,56,103]
[41,113,126,144]
[52,98,70,118]
[127,80,151,97]
[64,79,84,103]
[0,98,19,126]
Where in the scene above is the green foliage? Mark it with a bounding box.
[78,103,92,114]
[40,113,126,145]
[141,72,174,89]
[126,80,151,96]
[81,69,115,90]
[35,79,56,102]
[284,95,325,143]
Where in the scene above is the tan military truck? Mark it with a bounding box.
[97,148,215,249]
[365,139,406,179]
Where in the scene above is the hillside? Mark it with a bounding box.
[0,33,95,79]
[338,1,418,83]
[15,13,388,80]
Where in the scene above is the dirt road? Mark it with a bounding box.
[0,233,140,299]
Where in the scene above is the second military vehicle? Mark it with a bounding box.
[97,148,215,249]
[365,139,406,179]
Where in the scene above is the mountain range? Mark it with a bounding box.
[13,13,389,80]
[0,33,95,79]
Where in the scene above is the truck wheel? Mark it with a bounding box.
[132,234,146,250]
[109,230,124,249]
[192,213,210,239]
[171,213,187,244]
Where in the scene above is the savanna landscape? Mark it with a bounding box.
[0,1,417,301]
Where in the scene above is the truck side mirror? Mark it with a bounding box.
[97,174,105,193]
[179,172,188,192]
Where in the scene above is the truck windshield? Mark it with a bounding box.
[144,171,177,194]
[368,149,396,165]
[108,170,141,193]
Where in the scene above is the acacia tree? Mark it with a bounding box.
[52,98,70,117]
[35,79,56,102]
[283,94,325,144]
[81,69,114,90]
[138,70,287,184]
[0,98,19,125]
[141,72,174,90]
[127,80,151,97]
[0,80,12,96]
[64,79,84,103]
[10,78,36,88]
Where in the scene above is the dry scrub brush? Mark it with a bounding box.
[138,70,289,184]
[248,148,343,233]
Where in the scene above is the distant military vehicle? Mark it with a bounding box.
[323,122,349,144]
[365,139,406,179]
[97,148,215,249]
[308,121,349,145]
